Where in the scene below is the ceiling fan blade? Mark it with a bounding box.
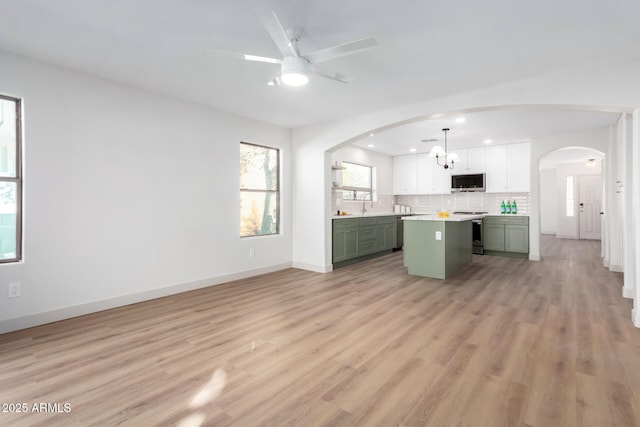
[256,9,298,58]
[309,64,354,84]
[205,48,281,64]
[306,37,378,64]
[243,54,281,64]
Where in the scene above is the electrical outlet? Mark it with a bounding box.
[8,282,21,298]
[249,248,255,258]
[435,231,442,241]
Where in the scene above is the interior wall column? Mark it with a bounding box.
[632,108,640,327]
[623,113,635,299]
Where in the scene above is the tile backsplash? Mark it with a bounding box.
[396,192,530,215]
[332,190,530,215]
[332,191,395,215]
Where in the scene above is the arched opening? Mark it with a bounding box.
[323,104,623,267]
[537,147,605,259]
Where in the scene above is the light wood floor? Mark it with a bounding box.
[1,236,638,426]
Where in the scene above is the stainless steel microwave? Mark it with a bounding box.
[451,173,486,192]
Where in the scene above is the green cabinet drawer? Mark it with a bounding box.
[359,217,377,226]
[484,216,529,225]
[375,216,396,225]
[333,218,359,230]
[359,226,376,241]
[358,240,376,255]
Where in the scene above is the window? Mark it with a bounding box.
[240,142,279,237]
[0,95,21,262]
[342,161,372,201]
[566,176,574,217]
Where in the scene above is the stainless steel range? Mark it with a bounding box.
[453,211,487,255]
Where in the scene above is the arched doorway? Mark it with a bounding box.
[538,147,605,259]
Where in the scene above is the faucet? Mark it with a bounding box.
[358,191,371,214]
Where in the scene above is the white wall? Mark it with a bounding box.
[0,51,292,333]
[539,169,558,234]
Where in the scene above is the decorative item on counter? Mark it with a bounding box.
[437,209,450,218]
[406,206,411,214]
[501,200,506,214]
[506,200,512,214]
[512,200,517,214]
[400,205,407,214]
[394,204,401,214]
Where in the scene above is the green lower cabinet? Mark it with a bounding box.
[483,224,505,251]
[375,224,396,251]
[333,218,359,263]
[332,228,358,262]
[332,216,397,268]
[505,225,529,253]
[483,216,529,258]
[403,219,472,279]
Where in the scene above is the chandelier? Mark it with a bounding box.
[429,128,459,169]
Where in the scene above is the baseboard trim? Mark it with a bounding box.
[529,254,541,261]
[623,287,634,299]
[0,263,292,334]
[633,309,640,329]
[609,264,624,273]
[292,262,332,273]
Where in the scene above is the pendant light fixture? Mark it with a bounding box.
[429,128,459,169]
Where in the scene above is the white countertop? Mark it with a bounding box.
[333,212,410,218]
[333,212,528,219]
[402,214,485,222]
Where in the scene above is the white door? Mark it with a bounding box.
[579,175,602,240]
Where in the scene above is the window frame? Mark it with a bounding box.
[239,141,280,238]
[341,161,373,201]
[566,175,574,217]
[0,94,22,263]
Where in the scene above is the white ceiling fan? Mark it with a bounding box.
[223,9,378,87]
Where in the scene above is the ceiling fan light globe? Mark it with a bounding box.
[281,71,309,86]
[280,56,309,86]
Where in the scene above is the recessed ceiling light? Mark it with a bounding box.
[367,144,374,148]
[455,117,466,123]
[409,148,417,152]
[369,133,375,137]
[483,139,493,144]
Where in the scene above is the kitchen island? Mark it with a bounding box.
[402,214,483,279]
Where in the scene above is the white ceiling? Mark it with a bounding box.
[350,108,621,156]
[0,0,639,130]
[539,148,604,170]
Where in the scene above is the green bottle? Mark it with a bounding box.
[512,200,517,214]
[500,200,506,214]
[506,200,512,214]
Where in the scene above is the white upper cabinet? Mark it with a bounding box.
[393,143,528,195]
[416,154,451,195]
[393,154,417,195]
[485,142,530,193]
[451,147,486,175]
[416,154,434,194]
